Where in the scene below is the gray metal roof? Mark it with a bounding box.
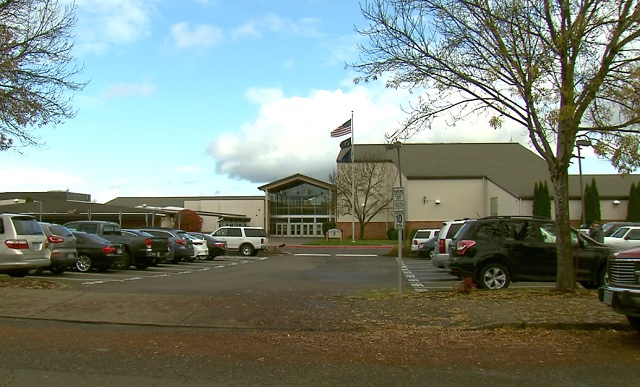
[106,195,263,208]
[339,142,640,199]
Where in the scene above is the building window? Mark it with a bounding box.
[490,197,498,216]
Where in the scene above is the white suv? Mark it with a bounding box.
[0,213,51,277]
[411,229,440,252]
[432,218,470,268]
[210,226,269,256]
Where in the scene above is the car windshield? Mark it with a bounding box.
[611,227,630,238]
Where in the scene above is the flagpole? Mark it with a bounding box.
[350,111,355,242]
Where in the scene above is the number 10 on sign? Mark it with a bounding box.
[394,213,404,230]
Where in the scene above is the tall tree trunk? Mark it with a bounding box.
[550,157,576,290]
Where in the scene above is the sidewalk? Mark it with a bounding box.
[0,287,629,331]
[270,237,396,250]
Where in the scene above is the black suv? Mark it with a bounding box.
[444,216,611,290]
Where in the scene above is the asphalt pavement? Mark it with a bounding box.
[0,238,631,332]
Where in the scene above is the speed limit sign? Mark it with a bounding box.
[394,213,404,230]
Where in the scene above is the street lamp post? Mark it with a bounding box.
[32,200,42,222]
[576,139,592,227]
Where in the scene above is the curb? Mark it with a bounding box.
[470,321,632,331]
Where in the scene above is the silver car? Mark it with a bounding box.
[0,213,50,277]
[38,222,78,274]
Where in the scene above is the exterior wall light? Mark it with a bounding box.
[613,200,620,205]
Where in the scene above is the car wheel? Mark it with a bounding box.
[240,243,255,257]
[598,266,609,287]
[49,265,66,275]
[116,251,131,270]
[579,266,608,289]
[135,262,149,270]
[428,249,435,260]
[8,270,29,278]
[76,255,93,272]
[478,263,511,289]
[627,316,640,332]
[31,268,44,275]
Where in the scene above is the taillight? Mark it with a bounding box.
[102,246,116,254]
[47,235,64,244]
[5,239,29,249]
[456,240,476,255]
[438,239,445,253]
[413,240,418,246]
[144,238,153,247]
[176,239,185,245]
[214,242,225,249]
[261,238,265,244]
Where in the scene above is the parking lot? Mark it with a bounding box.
[26,248,557,292]
[28,256,266,287]
[401,255,556,291]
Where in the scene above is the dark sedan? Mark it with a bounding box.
[417,236,437,259]
[73,231,126,273]
[188,232,228,259]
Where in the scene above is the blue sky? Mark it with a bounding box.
[0,0,621,203]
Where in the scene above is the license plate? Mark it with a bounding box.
[603,290,613,305]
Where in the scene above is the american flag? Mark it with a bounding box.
[330,119,352,138]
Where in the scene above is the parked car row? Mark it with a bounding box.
[1,213,235,277]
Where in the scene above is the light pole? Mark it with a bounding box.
[576,139,592,227]
[32,200,42,222]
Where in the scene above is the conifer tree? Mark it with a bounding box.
[628,183,640,222]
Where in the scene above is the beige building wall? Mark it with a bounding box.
[186,198,266,232]
[403,179,486,221]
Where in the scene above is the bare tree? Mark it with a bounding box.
[0,0,85,151]
[330,152,394,239]
[350,0,640,290]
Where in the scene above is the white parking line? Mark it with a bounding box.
[28,257,262,286]
[291,253,379,257]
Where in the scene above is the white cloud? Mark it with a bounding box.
[74,0,158,54]
[206,83,414,184]
[231,13,321,40]
[170,22,224,49]
[205,78,553,185]
[3,167,83,190]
